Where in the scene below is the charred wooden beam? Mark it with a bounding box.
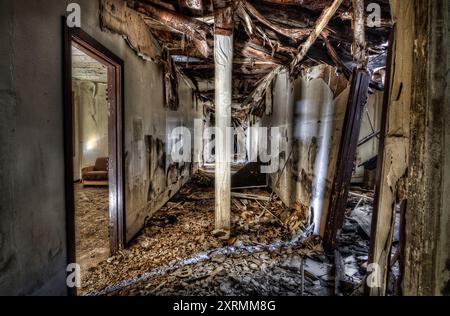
[334,249,344,296]
[261,0,352,19]
[262,0,349,10]
[132,0,212,57]
[235,63,277,75]
[241,0,312,41]
[323,68,370,250]
[162,50,180,110]
[357,130,380,147]
[235,41,287,64]
[241,0,343,114]
[213,0,234,36]
[252,1,328,29]
[236,3,255,36]
[290,0,343,77]
[241,66,282,116]
[321,34,351,78]
[144,0,176,10]
[235,10,298,59]
[181,64,276,80]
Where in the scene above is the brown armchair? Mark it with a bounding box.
[81,157,109,186]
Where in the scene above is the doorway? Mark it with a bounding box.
[63,25,124,292]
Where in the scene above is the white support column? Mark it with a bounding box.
[214,33,233,237]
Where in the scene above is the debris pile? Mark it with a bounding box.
[78,173,381,297]
[280,202,309,235]
[80,171,333,296]
[115,245,333,296]
[189,170,214,188]
[81,173,295,294]
[334,188,374,296]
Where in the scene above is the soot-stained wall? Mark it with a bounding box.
[0,0,200,295]
[125,75,201,242]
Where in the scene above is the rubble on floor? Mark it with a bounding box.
[334,188,374,296]
[74,183,110,274]
[79,174,382,297]
[114,241,332,296]
[81,172,334,296]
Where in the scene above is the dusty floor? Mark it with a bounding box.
[79,172,374,296]
[74,183,110,277]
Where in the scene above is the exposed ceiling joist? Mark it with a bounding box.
[101,0,392,110]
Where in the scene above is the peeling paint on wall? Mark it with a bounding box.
[100,0,161,61]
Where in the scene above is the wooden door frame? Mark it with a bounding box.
[62,21,125,289]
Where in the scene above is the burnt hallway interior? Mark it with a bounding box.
[0,0,449,297]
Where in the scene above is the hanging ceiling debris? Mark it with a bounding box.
[101,0,392,111]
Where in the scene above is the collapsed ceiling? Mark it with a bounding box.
[101,0,392,110]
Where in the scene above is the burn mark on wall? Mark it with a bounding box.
[167,163,179,186]
[299,169,313,196]
[291,139,315,197]
[145,135,153,201]
[133,118,143,142]
[156,139,166,170]
[145,136,167,202]
[292,140,301,172]
[167,161,193,187]
[308,137,318,173]
[163,50,179,111]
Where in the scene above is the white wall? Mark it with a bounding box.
[72,80,109,181]
[262,65,350,235]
